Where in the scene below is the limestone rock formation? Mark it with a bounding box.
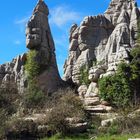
[63,0,140,113]
[26,0,63,93]
[64,0,140,84]
[0,0,63,94]
[0,54,27,93]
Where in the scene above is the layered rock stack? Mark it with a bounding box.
[64,0,140,113]
[78,64,113,114]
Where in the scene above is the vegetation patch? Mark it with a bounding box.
[0,86,19,139]
[79,65,90,86]
[45,89,86,136]
[24,50,46,108]
[99,45,140,108]
[25,50,40,80]
[98,62,132,108]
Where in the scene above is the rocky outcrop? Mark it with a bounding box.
[0,54,27,93]
[26,0,63,93]
[64,0,140,84]
[0,0,63,94]
[63,16,114,84]
[63,0,140,113]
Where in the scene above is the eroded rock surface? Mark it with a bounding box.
[64,0,140,84]
[0,54,27,93]
[0,0,63,93]
[26,0,63,93]
[63,0,140,113]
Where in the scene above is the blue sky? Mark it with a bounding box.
[0,0,140,76]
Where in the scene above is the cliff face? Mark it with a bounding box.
[63,0,140,84]
[63,0,140,113]
[0,0,63,94]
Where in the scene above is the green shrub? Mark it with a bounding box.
[79,65,90,86]
[24,87,46,108]
[99,62,132,108]
[25,50,40,80]
[5,118,38,139]
[137,19,140,44]
[0,87,20,139]
[97,60,105,66]
[24,50,46,108]
[103,114,140,135]
[41,133,89,140]
[0,87,19,113]
[107,123,120,135]
[45,89,85,136]
[0,109,9,139]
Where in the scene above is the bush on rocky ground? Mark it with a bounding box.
[24,50,46,109]
[45,89,86,136]
[79,65,90,86]
[99,57,140,108]
[23,86,46,109]
[99,114,140,136]
[0,86,20,139]
[4,118,38,139]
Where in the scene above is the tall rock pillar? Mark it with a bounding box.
[26,0,63,93]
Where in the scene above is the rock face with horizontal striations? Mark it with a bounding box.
[26,0,64,93]
[63,0,140,113]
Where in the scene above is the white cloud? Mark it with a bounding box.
[14,40,21,45]
[15,16,29,25]
[50,5,81,28]
[14,16,30,33]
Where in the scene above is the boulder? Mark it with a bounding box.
[85,82,98,97]
[84,97,100,106]
[78,85,88,97]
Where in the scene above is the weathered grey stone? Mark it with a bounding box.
[85,106,107,113]
[0,0,64,94]
[70,122,88,133]
[101,118,116,127]
[78,85,88,98]
[84,97,100,106]
[63,0,140,114]
[85,82,98,97]
[69,39,78,51]
[64,0,140,85]
[63,14,114,84]
[25,0,64,93]
[101,100,110,106]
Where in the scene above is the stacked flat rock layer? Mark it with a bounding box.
[78,65,113,114]
[63,0,140,113]
[0,0,63,94]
